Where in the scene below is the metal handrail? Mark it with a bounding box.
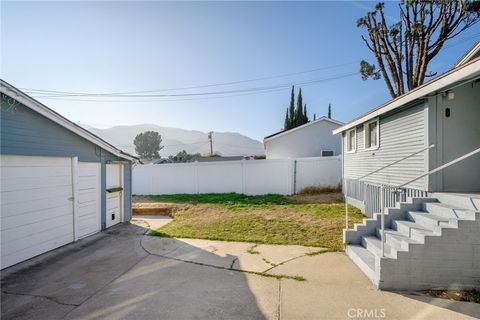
[345,144,437,259]
[357,144,435,181]
[357,146,480,258]
[345,144,435,232]
[396,146,480,189]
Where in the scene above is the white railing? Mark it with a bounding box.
[344,144,434,229]
[345,145,480,258]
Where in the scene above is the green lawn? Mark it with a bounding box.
[142,193,364,251]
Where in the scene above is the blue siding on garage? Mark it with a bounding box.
[123,164,132,221]
[1,96,133,227]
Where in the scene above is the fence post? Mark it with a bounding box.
[345,179,349,229]
[241,159,246,194]
[293,159,297,195]
[380,186,385,258]
[194,161,199,194]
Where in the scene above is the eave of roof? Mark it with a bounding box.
[455,40,480,67]
[333,57,480,135]
[263,116,344,142]
[0,79,138,162]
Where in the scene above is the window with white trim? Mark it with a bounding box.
[364,118,379,150]
[346,128,356,153]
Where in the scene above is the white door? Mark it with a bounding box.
[76,162,101,239]
[106,164,123,228]
[0,155,74,269]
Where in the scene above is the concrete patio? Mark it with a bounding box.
[1,221,479,320]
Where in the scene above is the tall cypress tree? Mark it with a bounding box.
[284,108,289,130]
[288,86,295,129]
[303,104,308,123]
[328,103,332,119]
[296,88,303,126]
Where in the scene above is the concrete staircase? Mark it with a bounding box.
[344,193,480,290]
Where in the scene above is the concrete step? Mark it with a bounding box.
[406,211,452,229]
[345,245,376,283]
[431,192,480,211]
[376,228,421,251]
[391,220,437,242]
[361,236,397,259]
[423,202,475,220]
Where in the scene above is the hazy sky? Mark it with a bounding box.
[2,1,479,141]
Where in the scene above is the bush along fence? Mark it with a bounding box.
[132,156,341,195]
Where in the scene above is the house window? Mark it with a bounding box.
[346,128,356,153]
[364,118,379,150]
[321,150,335,157]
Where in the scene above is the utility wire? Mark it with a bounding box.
[22,61,357,96]
[30,72,358,102]
[29,71,357,98]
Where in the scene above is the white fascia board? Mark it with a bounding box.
[264,117,344,143]
[0,81,137,161]
[333,58,480,135]
[456,41,480,67]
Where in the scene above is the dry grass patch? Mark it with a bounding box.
[141,193,363,251]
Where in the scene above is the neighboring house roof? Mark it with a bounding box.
[333,56,480,135]
[0,79,138,161]
[264,116,344,142]
[455,40,480,67]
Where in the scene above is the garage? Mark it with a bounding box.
[76,162,101,239]
[0,80,137,269]
[1,155,75,269]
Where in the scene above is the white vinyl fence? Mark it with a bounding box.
[133,156,341,195]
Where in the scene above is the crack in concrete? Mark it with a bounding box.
[1,290,80,307]
[60,254,150,320]
[229,257,238,269]
[263,253,308,273]
[139,235,305,281]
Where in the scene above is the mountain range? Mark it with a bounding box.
[82,124,265,157]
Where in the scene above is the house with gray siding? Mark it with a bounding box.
[0,80,138,269]
[333,44,480,290]
[263,116,343,159]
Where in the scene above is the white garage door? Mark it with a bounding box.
[1,155,75,269]
[106,164,123,228]
[76,162,101,239]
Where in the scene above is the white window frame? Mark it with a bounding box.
[345,128,356,153]
[363,118,380,151]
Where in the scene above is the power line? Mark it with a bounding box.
[22,32,480,103]
[30,72,358,102]
[29,71,357,98]
[21,61,357,96]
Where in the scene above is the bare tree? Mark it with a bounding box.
[358,1,480,98]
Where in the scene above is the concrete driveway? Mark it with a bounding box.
[1,221,479,320]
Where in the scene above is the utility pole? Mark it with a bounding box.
[208,131,213,156]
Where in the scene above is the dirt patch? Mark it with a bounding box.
[287,192,343,204]
[422,289,480,303]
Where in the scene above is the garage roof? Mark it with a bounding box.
[1,80,138,162]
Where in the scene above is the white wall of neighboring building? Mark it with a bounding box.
[263,117,343,159]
